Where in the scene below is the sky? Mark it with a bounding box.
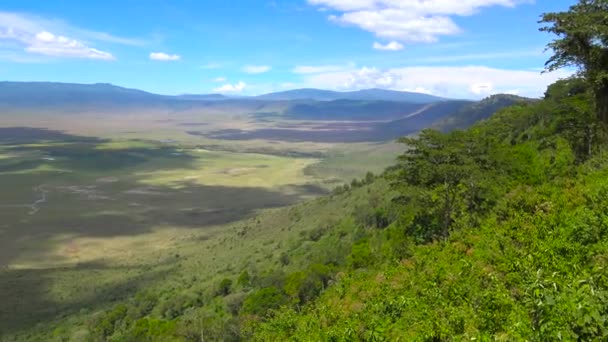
[0,0,577,99]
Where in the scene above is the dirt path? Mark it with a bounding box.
[0,185,49,215]
[403,103,436,119]
[28,185,48,215]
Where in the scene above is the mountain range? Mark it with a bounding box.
[253,88,447,103]
[0,81,531,143]
[0,82,447,106]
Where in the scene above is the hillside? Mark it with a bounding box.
[205,98,521,143]
[250,78,608,340]
[432,94,533,132]
[283,100,429,121]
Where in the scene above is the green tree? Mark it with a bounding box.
[540,0,608,123]
[241,287,287,316]
[394,130,484,239]
[237,270,251,288]
[218,278,233,296]
[349,239,372,269]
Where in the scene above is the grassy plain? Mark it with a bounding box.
[0,140,387,339]
[0,105,400,340]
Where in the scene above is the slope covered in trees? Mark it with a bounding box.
[251,77,608,340]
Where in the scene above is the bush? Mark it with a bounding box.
[349,239,372,269]
[218,278,233,296]
[237,271,251,288]
[241,287,287,316]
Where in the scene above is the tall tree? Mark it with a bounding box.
[540,0,608,123]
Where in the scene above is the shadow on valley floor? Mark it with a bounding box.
[0,181,327,267]
[3,142,197,174]
[0,127,106,145]
[0,261,172,336]
[0,129,328,267]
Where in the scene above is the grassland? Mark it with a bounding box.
[0,113,400,340]
[0,149,388,340]
[0,96,411,341]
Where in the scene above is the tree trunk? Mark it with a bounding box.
[595,83,608,125]
[443,178,451,239]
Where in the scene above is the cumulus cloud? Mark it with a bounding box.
[214,81,246,93]
[242,65,271,74]
[309,0,529,43]
[0,11,145,60]
[373,41,404,51]
[300,65,572,99]
[21,30,114,60]
[149,52,181,61]
[292,64,353,74]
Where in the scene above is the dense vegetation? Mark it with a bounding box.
[252,76,608,340]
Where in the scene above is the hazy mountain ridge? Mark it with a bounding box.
[204,98,518,143]
[255,88,447,103]
[0,81,448,107]
[0,81,524,143]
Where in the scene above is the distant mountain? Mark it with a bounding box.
[0,82,446,110]
[205,100,475,143]
[0,82,520,137]
[0,82,164,108]
[284,100,429,121]
[176,94,227,101]
[255,88,447,103]
[431,94,534,132]
[205,95,522,143]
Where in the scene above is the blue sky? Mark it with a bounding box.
[0,0,575,98]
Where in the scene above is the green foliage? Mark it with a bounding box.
[540,0,608,123]
[237,270,251,288]
[349,239,373,269]
[241,287,287,316]
[250,71,608,339]
[121,318,178,341]
[218,278,233,296]
[284,264,332,305]
[93,304,128,338]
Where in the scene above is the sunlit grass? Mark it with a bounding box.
[136,149,319,188]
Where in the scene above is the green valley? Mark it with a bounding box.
[2,0,606,341]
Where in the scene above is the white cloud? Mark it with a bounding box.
[309,0,530,43]
[299,65,572,99]
[0,11,146,61]
[149,52,180,61]
[213,77,226,82]
[242,65,271,74]
[407,49,544,63]
[408,86,433,94]
[24,31,114,60]
[292,64,353,74]
[373,41,404,51]
[214,81,247,93]
[470,82,494,95]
